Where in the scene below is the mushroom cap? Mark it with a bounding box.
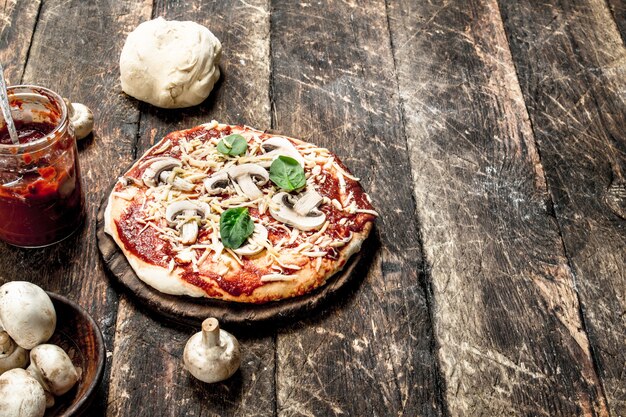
[260,137,305,167]
[0,368,46,417]
[269,192,326,231]
[0,282,56,350]
[165,200,211,225]
[227,164,269,200]
[68,102,94,140]
[142,157,182,187]
[183,318,241,384]
[233,223,268,256]
[227,164,269,184]
[203,170,231,195]
[0,331,29,376]
[28,344,79,396]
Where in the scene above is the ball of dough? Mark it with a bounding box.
[120,17,222,109]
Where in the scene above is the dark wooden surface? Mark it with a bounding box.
[0,1,623,416]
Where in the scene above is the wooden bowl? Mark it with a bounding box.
[44,292,106,417]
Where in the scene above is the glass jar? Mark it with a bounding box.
[0,85,85,247]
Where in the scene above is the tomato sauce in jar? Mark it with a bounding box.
[0,86,85,247]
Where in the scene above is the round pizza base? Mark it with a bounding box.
[96,185,373,328]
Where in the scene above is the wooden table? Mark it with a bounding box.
[1,1,624,416]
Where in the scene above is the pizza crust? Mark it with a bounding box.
[104,122,376,303]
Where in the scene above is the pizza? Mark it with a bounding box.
[104,121,377,303]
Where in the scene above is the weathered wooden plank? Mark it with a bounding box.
[0,0,151,415]
[499,0,626,414]
[106,1,275,416]
[0,0,40,84]
[270,1,444,416]
[388,0,609,415]
[606,0,626,44]
[107,298,274,417]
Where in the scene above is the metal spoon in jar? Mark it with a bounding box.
[0,64,19,145]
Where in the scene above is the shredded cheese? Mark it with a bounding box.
[152,139,172,155]
[333,161,359,181]
[337,170,346,200]
[301,250,328,257]
[112,191,136,201]
[224,249,244,266]
[356,209,379,216]
[261,274,298,282]
[118,125,374,290]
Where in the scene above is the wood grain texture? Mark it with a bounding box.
[1,1,623,416]
[270,1,444,416]
[0,0,152,415]
[499,0,626,414]
[388,0,609,415]
[106,1,276,416]
[0,0,40,84]
[606,0,626,44]
[107,297,274,417]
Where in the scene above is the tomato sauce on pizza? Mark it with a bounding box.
[104,122,377,303]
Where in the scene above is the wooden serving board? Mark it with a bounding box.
[96,187,371,328]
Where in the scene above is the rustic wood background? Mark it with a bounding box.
[1,0,624,416]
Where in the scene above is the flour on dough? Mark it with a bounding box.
[120,17,222,109]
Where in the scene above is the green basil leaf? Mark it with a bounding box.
[217,134,248,156]
[269,156,306,191]
[220,207,255,249]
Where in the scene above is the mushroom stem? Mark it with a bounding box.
[181,209,199,244]
[201,318,220,348]
[236,174,263,200]
[43,392,55,409]
[159,170,172,183]
[227,164,269,200]
[159,170,195,191]
[173,177,195,191]
[294,188,323,216]
[165,201,211,245]
[0,331,29,375]
[0,332,11,355]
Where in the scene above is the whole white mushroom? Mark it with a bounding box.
[0,331,29,375]
[27,344,79,403]
[64,99,94,140]
[0,282,56,350]
[0,368,46,417]
[183,318,240,383]
[120,17,222,108]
